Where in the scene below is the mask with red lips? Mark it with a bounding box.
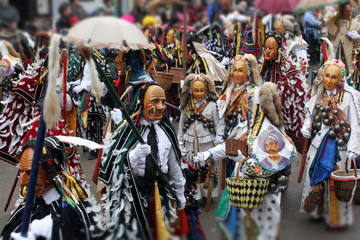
[142,85,166,122]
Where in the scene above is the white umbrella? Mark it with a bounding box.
[293,0,348,12]
[63,16,155,50]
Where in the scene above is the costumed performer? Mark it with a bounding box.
[260,30,309,152]
[98,82,186,239]
[1,137,105,240]
[195,78,295,240]
[300,59,360,228]
[178,73,219,205]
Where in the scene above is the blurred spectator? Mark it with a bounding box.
[208,0,224,23]
[0,0,20,28]
[102,0,115,16]
[324,2,360,71]
[303,10,322,64]
[131,0,147,25]
[70,0,88,21]
[56,2,78,34]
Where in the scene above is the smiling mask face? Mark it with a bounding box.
[142,85,166,122]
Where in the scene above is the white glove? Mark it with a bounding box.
[229,150,245,163]
[194,151,210,167]
[73,84,85,94]
[346,30,360,40]
[301,124,311,139]
[180,145,187,157]
[221,57,230,66]
[10,232,35,240]
[346,152,356,160]
[176,192,186,210]
[129,144,151,176]
[30,214,53,239]
[214,135,224,145]
[111,108,123,125]
[175,185,186,210]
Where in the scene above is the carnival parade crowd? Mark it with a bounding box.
[1,0,360,239]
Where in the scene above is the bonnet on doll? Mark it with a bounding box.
[180,73,218,109]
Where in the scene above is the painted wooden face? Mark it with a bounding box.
[192,80,206,102]
[323,64,341,91]
[166,29,174,44]
[264,37,279,61]
[233,60,248,86]
[19,147,51,198]
[142,85,166,122]
[275,20,284,35]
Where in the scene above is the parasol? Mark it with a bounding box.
[63,16,155,50]
[253,0,299,14]
[293,0,348,12]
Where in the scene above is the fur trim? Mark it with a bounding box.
[244,54,262,86]
[44,34,61,129]
[88,57,103,104]
[259,82,284,130]
[180,73,218,109]
[79,45,103,104]
[0,40,20,58]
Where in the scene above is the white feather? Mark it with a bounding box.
[20,115,40,127]
[54,135,103,150]
[43,34,61,129]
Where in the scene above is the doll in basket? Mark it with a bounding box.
[300,59,360,228]
[195,54,296,240]
[178,73,219,206]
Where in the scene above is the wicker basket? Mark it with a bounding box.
[330,158,360,202]
[154,64,174,89]
[169,60,183,84]
[226,158,269,209]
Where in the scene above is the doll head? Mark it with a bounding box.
[180,74,218,109]
[223,54,262,90]
[312,59,346,97]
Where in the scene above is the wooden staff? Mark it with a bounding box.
[206,161,214,212]
[298,138,310,183]
[4,169,20,212]
[221,159,226,190]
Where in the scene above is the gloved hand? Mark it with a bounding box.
[214,135,224,145]
[30,214,53,239]
[176,192,186,210]
[129,144,151,176]
[194,151,210,167]
[179,144,187,157]
[111,108,123,125]
[221,57,230,66]
[346,30,360,40]
[10,232,35,240]
[175,185,186,210]
[346,152,356,160]
[301,124,311,139]
[229,150,245,162]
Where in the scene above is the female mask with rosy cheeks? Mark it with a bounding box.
[232,59,248,86]
[323,64,341,91]
[192,80,206,102]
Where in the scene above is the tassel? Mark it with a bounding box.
[43,34,61,129]
[87,56,103,104]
